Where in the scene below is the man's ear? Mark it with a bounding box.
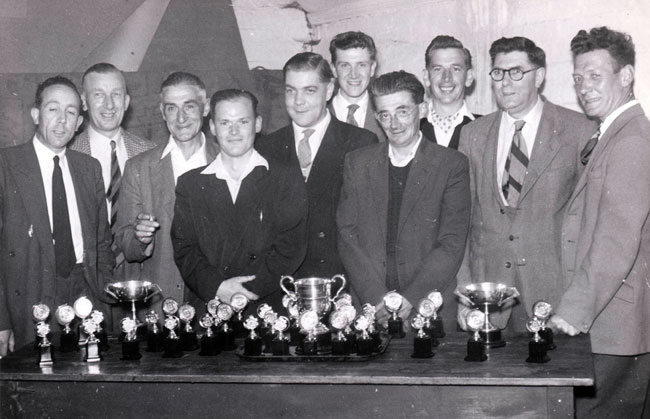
[74,115,84,132]
[81,93,89,112]
[159,103,167,121]
[255,115,263,134]
[465,68,475,88]
[30,108,40,125]
[534,67,546,89]
[619,64,635,88]
[209,118,216,137]
[326,80,335,101]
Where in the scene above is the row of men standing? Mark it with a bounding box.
[0,26,648,418]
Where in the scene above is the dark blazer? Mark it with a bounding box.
[171,159,308,313]
[337,138,470,328]
[457,100,596,330]
[420,114,479,150]
[256,117,378,278]
[328,99,387,142]
[0,142,114,348]
[69,128,155,159]
[557,104,650,356]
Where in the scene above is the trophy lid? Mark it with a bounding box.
[426,291,444,309]
[243,315,259,331]
[217,303,234,321]
[199,313,214,329]
[82,318,98,335]
[162,298,179,315]
[32,303,50,322]
[35,321,50,338]
[466,309,486,332]
[263,310,278,325]
[178,304,196,322]
[299,310,319,331]
[73,296,93,319]
[206,299,220,316]
[361,303,376,319]
[90,310,104,325]
[55,304,75,325]
[411,314,426,330]
[533,300,553,320]
[383,291,403,312]
[272,316,290,333]
[230,293,249,312]
[329,309,350,331]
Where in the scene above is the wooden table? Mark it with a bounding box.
[1,332,593,419]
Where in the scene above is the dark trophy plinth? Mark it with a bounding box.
[427,317,445,339]
[219,326,236,351]
[199,334,220,356]
[387,316,405,338]
[526,317,550,363]
[146,330,164,352]
[479,329,504,348]
[331,335,348,356]
[179,330,199,351]
[302,336,318,355]
[465,338,488,362]
[271,338,290,356]
[412,334,434,358]
[289,322,302,346]
[540,328,556,350]
[356,336,373,356]
[262,329,274,354]
[244,336,262,356]
[163,337,183,358]
[59,331,78,352]
[121,340,142,360]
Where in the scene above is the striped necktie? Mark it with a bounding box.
[106,140,121,226]
[346,104,359,126]
[503,120,528,207]
[580,128,601,165]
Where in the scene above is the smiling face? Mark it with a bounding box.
[31,84,84,153]
[82,71,130,138]
[210,97,262,160]
[492,51,545,118]
[332,47,376,101]
[284,69,334,128]
[573,49,633,122]
[424,48,474,110]
[374,90,426,149]
[160,84,209,143]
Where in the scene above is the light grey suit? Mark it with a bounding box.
[457,99,596,330]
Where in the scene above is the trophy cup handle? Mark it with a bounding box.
[498,287,521,307]
[454,287,474,306]
[330,274,347,300]
[144,284,162,302]
[279,275,295,296]
[105,284,119,301]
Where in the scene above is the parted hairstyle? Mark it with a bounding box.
[425,35,473,69]
[369,70,425,106]
[81,62,125,89]
[283,52,334,83]
[489,36,546,68]
[570,26,635,70]
[210,89,259,117]
[329,31,377,63]
[34,76,80,108]
[160,71,206,95]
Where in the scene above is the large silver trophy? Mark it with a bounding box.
[455,282,520,348]
[279,274,346,336]
[105,280,162,328]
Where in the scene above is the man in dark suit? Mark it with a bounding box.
[0,76,113,355]
[456,37,595,332]
[327,31,386,142]
[550,27,650,418]
[172,89,308,312]
[337,71,470,326]
[420,36,478,149]
[114,72,218,315]
[257,52,377,279]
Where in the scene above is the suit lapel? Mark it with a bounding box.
[67,152,94,256]
[307,120,343,205]
[151,149,176,220]
[448,116,473,150]
[398,140,431,236]
[368,144,389,241]
[487,113,503,204]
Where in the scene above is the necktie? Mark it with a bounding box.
[297,129,315,179]
[52,156,75,278]
[503,120,529,207]
[346,104,359,127]
[106,140,121,226]
[580,128,601,165]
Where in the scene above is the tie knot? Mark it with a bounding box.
[592,128,601,140]
[348,104,359,114]
[302,129,315,141]
[110,140,117,151]
[53,155,60,166]
[514,120,526,132]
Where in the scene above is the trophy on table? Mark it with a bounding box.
[282,294,302,345]
[230,293,249,338]
[81,317,101,363]
[417,298,439,347]
[329,309,351,356]
[119,317,142,360]
[73,296,93,345]
[455,282,520,348]
[339,305,357,354]
[216,303,237,351]
[299,310,320,355]
[178,303,199,351]
[262,310,279,354]
[362,303,381,351]
[526,317,550,363]
[411,314,434,358]
[90,309,109,351]
[464,309,488,362]
[271,316,290,356]
[161,298,183,358]
[32,304,53,366]
[144,310,164,352]
[105,280,162,336]
[243,315,262,356]
[55,304,77,352]
[383,291,406,338]
[198,313,220,356]
[425,291,445,339]
[354,314,373,356]
[532,301,556,350]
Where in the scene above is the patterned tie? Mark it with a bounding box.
[580,128,601,165]
[503,120,529,207]
[346,104,359,127]
[106,140,121,226]
[52,156,75,278]
[297,129,315,179]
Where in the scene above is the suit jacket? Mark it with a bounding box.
[69,127,155,159]
[556,104,650,356]
[256,117,378,278]
[457,100,596,330]
[420,114,479,150]
[113,139,219,310]
[328,99,387,142]
[171,159,308,313]
[337,138,470,328]
[0,142,114,348]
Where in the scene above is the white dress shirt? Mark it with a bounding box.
[600,99,639,136]
[331,91,370,127]
[87,126,128,193]
[388,131,423,167]
[33,137,84,263]
[426,100,475,147]
[292,110,331,179]
[201,150,269,203]
[160,133,207,184]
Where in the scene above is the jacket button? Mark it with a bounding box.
[317,232,325,239]
[176,284,182,289]
[15,290,20,296]
[319,259,326,264]
[8,251,15,257]
[505,262,512,268]
[500,209,506,214]
[249,253,257,260]
[509,235,514,241]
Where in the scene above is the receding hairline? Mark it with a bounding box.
[81,68,127,92]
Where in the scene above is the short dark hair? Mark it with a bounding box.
[329,31,377,63]
[489,37,546,68]
[369,71,425,106]
[570,26,635,70]
[160,71,206,93]
[283,52,333,83]
[81,62,124,89]
[210,89,259,117]
[34,76,80,108]
[425,35,472,69]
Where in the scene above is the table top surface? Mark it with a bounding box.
[0,331,594,387]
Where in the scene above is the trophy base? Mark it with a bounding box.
[162,338,184,358]
[219,330,237,351]
[289,325,302,346]
[426,318,446,339]
[85,341,101,363]
[271,339,290,356]
[371,330,382,352]
[540,328,556,350]
[344,332,357,354]
[388,318,405,338]
[231,319,246,339]
[412,335,434,359]
[120,340,142,360]
[356,337,373,356]
[38,344,54,367]
[179,332,199,351]
[146,332,165,352]
[244,337,263,356]
[263,331,274,354]
[302,338,318,356]
[465,339,488,362]
[331,338,349,356]
[59,332,78,352]
[97,330,110,352]
[199,335,221,356]
[526,340,550,363]
[479,329,505,348]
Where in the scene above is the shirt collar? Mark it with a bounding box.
[88,125,123,144]
[388,131,422,167]
[33,135,66,160]
[600,99,639,136]
[201,149,269,178]
[427,100,474,125]
[333,90,369,110]
[161,132,206,160]
[292,110,331,142]
[502,95,544,127]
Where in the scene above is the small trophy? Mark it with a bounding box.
[354,314,373,356]
[198,313,220,356]
[411,314,434,358]
[333,292,353,309]
[90,310,109,351]
[533,300,556,350]
[271,316,290,356]
[299,310,319,355]
[217,303,237,351]
[425,291,445,338]
[73,296,93,345]
[417,298,439,347]
[262,310,279,354]
[55,304,78,352]
[257,303,272,334]
[162,315,183,358]
[329,309,350,356]
[283,295,302,346]
[178,303,199,351]
[33,304,53,366]
[119,317,141,360]
[230,293,249,338]
[384,291,405,338]
[144,310,164,352]
[243,315,262,356]
[339,305,357,354]
[81,317,101,363]
[464,309,488,362]
[362,303,381,351]
[526,317,550,363]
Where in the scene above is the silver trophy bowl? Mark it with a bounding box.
[105,280,162,323]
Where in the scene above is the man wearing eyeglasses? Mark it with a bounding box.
[456,37,595,333]
[337,71,470,326]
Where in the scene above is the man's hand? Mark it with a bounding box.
[550,315,581,336]
[134,213,160,245]
[216,276,259,303]
[0,329,15,357]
